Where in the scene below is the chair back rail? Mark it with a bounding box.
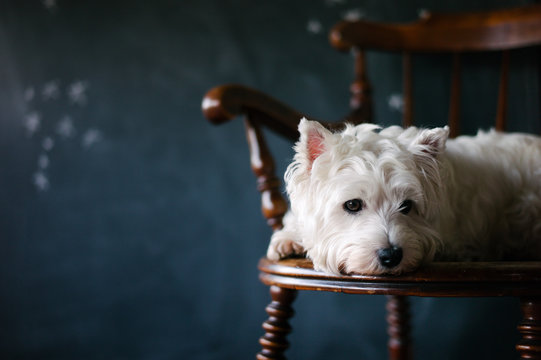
[331,4,541,135]
[330,5,541,53]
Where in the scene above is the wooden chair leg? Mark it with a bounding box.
[386,295,413,360]
[517,297,541,359]
[257,286,298,360]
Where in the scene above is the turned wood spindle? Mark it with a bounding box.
[516,298,541,359]
[386,295,413,360]
[257,286,298,360]
[448,53,461,139]
[495,50,510,132]
[245,117,289,231]
[402,52,414,128]
[349,48,373,124]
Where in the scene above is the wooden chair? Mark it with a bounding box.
[202,5,541,359]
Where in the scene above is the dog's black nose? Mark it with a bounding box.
[377,246,403,268]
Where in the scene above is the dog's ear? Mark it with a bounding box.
[408,126,449,157]
[297,118,332,169]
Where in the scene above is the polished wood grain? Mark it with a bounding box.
[257,286,297,360]
[330,4,541,135]
[348,49,372,124]
[448,53,461,138]
[387,296,412,360]
[258,258,541,297]
[202,84,365,137]
[329,5,541,53]
[244,118,288,230]
[203,84,301,141]
[496,50,510,131]
[402,53,413,128]
[517,298,541,358]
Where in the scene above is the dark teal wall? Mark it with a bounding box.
[0,1,538,359]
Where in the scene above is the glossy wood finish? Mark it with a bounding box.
[448,53,461,138]
[496,50,510,131]
[331,4,541,133]
[387,296,412,360]
[402,53,413,128]
[258,258,541,297]
[203,84,365,136]
[245,118,288,230]
[348,49,372,124]
[257,286,297,360]
[517,298,541,358]
[330,5,541,53]
[203,84,301,141]
[260,258,541,359]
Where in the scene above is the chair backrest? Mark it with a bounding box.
[203,4,541,234]
[330,4,541,138]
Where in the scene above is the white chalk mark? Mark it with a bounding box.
[23,111,41,136]
[56,116,76,139]
[42,0,57,11]
[343,8,365,21]
[82,129,102,148]
[418,8,431,19]
[307,19,323,34]
[24,87,35,102]
[42,80,60,101]
[325,0,347,6]
[38,154,50,169]
[67,80,89,105]
[33,171,50,191]
[388,93,405,113]
[42,137,55,151]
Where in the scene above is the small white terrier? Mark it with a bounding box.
[267,118,541,275]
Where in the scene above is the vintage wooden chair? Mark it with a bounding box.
[202,5,541,359]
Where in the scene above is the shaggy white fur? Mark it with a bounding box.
[267,118,541,275]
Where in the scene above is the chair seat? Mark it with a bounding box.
[259,257,541,297]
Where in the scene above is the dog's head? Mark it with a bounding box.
[286,119,449,275]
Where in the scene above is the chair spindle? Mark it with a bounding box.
[349,48,373,123]
[244,117,288,231]
[402,52,414,128]
[448,53,461,138]
[496,50,510,132]
[386,295,413,360]
[257,286,298,360]
[516,297,541,359]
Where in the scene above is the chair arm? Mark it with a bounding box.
[202,84,304,141]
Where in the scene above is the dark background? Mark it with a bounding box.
[1,1,539,359]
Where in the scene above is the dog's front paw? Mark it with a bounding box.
[267,231,304,260]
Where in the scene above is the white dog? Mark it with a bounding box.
[267,118,541,275]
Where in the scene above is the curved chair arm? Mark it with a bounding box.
[201,84,353,230]
[202,84,309,230]
[202,84,304,141]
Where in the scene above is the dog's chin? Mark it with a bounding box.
[310,241,434,276]
[340,258,424,276]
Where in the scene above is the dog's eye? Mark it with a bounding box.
[344,199,363,213]
[399,200,414,215]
